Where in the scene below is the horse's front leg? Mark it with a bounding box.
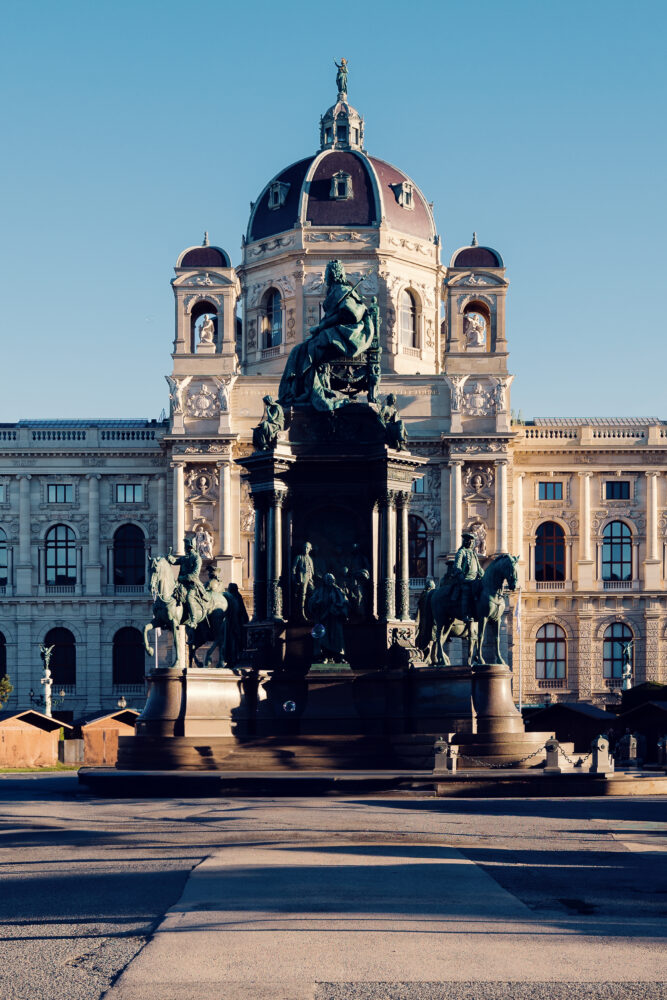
[495,614,507,665]
[467,619,480,666]
[143,622,154,658]
[437,623,454,666]
[476,616,488,664]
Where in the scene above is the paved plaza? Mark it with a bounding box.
[0,775,665,1000]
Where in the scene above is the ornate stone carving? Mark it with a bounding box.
[185,468,218,501]
[386,235,431,255]
[305,231,377,244]
[214,375,235,413]
[247,319,257,351]
[466,519,488,556]
[286,308,297,342]
[186,383,219,419]
[464,465,494,496]
[462,380,493,416]
[450,439,505,454]
[166,375,192,415]
[304,272,326,294]
[246,235,295,258]
[447,375,467,412]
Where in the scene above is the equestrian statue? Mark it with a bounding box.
[417,531,519,667]
[143,537,246,672]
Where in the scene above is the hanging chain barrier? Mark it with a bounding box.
[434,738,595,771]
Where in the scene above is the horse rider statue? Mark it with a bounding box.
[451,530,483,623]
[168,536,210,628]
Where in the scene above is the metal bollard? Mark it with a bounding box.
[446,744,458,773]
[433,737,449,773]
[590,735,614,774]
[544,736,562,773]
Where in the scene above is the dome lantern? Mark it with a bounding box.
[319,58,364,151]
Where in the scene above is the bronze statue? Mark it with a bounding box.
[252,395,284,451]
[451,531,483,623]
[278,260,375,412]
[307,572,349,662]
[292,541,315,620]
[378,393,408,450]
[334,57,348,95]
[415,578,436,661]
[167,537,209,628]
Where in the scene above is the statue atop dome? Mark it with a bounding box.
[334,57,348,97]
[278,259,376,413]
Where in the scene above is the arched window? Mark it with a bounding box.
[113,525,145,587]
[603,622,633,679]
[535,522,565,582]
[408,515,428,579]
[44,627,76,688]
[0,528,7,586]
[190,299,218,352]
[400,290,417,349]
[602,521,632,581]
[112,627,146,688]
[535,623,566,680]
[45,525,76,585]
[263,289,282,349]
[0,631,6,680]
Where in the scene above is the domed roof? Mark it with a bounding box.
[177,235,231,269]
[247,149,436,243]
[450,236,503,268]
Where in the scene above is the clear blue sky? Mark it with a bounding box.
[1,0,664,421]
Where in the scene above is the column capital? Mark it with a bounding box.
[578,470,593,478]
[17,473,32,481]
[86,473,101,482]
[645,470,660,478]
[449,459,464,468]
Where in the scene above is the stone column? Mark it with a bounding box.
[157,476,167,555]
[439,464,450,567]
[576,613,593,699]
[172,463,185,554]
[16,475,32,595]
[266,491,284,620]
[252,496,267,621]
[86,475,101,595]
[379,492,396,620]
[85,616,102,715]
[495,460,508,553]
[514,472,525,588]
[396,493,411,621]
[577,472,594,589]
[644,472,660,588]
[644,612,661,683]
[217,461,232,557]
[449,461,463,554]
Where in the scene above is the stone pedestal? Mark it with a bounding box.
[117,667,263,770]
[453,662,553,767]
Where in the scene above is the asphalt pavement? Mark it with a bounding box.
[0,774,664,1000]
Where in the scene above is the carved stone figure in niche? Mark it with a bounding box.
[292,541,315,621]
[378,393,408,450]
[252,395,285,451]
[278,260,375,412]
[464,311,487,349]
[198,315,215,345]
[307,572,349,662]
[468,521,487,556]
[193,522,214,560]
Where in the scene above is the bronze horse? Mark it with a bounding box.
[143,556,230,670]
[424,553,519,667]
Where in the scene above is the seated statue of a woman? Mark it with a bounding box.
[278,259,375,412]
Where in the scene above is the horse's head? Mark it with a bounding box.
[502,553,519,592]
[149,555,173,599]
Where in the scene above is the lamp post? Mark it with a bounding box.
[29,645,66,717]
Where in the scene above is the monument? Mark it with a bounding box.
[115,257,550,774]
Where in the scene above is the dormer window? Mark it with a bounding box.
[324,127,333,144]
[330,170,353,201]
[391,181,414,210]
[268,181,290,210]
[337,124,348,144]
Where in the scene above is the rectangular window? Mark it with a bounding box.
[605,480,630,500]
[337,125,347,142]
[538,482,563,500]
[47,484,73,504]
[116,484,143,503]
[0,485,5,503]
[411,477,425,494]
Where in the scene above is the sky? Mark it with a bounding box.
[0,0,665,422]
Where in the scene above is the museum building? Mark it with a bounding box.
[0,73,665,720]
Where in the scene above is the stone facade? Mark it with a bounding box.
[0,79,665,718]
